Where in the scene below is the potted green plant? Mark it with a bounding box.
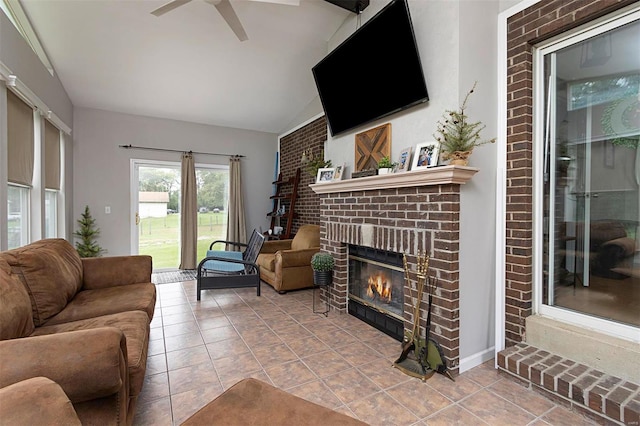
[434,81,496,166]
[377,156,397,175]
[311,252,334,286]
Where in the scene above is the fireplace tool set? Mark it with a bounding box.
[392,252,454,382]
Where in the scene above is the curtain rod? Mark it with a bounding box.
[118,144,245,158]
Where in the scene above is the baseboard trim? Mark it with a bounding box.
[458,346,495,374]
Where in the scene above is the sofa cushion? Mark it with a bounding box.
[0,239,83,326]
[43,282,156,326]
[32,311,150,398]
[290,225,320,251]
[257,253,276,272]
[0,259,35,339]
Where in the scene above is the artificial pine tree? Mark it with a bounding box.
[74,205,105,257]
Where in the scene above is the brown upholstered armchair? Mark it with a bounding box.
[257,224,320,293]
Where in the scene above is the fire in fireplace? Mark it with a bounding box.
[348,245,404,340]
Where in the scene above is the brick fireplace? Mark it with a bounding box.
[311,166,478,375]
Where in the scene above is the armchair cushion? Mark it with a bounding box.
[0,259,34,339]
[291,225,320,251]
[257,253,276,272]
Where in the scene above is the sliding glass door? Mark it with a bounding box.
[537,13,639,336]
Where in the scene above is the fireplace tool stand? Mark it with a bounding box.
[392,252,434,381]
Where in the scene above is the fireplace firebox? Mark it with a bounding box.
[348,245,404,341]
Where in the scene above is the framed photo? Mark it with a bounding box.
[411,142,440,170]
[333,164,346,181]
[316,167,335,183]
[396,147,413,173]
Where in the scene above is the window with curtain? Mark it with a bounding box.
[44,119,61,238]
[7,90,34,248]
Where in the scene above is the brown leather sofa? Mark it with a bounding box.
[0,238,156,425]
[257,224,320,293]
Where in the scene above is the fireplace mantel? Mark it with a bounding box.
[310,165,478,194]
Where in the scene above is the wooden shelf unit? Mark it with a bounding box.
[267,168,300,239]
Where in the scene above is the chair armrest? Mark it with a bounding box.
[0,377,81,425]
[0,327,127,403]
[277,248,320,268]
[209,240,248,250]
[82,255,152,290]
[260,239,293,254]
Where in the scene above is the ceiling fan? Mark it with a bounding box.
[151,0,300,42]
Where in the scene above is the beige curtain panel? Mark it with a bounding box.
[45,119,61,190]
[180,152,197,270]
[7,90,34,187]
[227,156,247,244]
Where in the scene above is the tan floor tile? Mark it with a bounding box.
[426,372,482,402]
[195,315,231,331]
[169,382,224,425]
[489,378,556,417]
[287,379,344,410]
[165,345,210,371]
[138,372,170,403]
[302,349,352,378]
[160,304,192,316]
[162,321,199,338]
[314,329,361,347]
[460,389,536,425]
[133,395,173,426]
[167,361,218,395]
[357,360,412,390]
[334,341,385,367]
[541,406,597,426]
[386,379,453,419]
[164,331,204,352]
[273,323,313,339]
[146,353,168,375]
[286,334,331,358]
[349,391,419,426]
[148,338,166,357]
[323,368,381,405]
[363,336,404,359]
[213,352,262,378]
[199,325,239,344]
[460,360,502,387]
[218,369,273,391]
[252,342,299,368]
[264,360,317,389]
[205,338,250,360]
[423,404,489,425]
[149,326,164,341]
[241,329,282,346]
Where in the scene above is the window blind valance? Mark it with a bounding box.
[7,90,34,187]
[45,119,61,190]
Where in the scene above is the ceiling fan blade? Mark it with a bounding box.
[213,0,248,41]
[151,0,193,16]
[249,0,300,6]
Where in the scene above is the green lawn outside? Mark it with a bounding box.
[139,212,228,269]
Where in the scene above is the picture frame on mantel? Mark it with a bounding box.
[412,141,440,170]
[354,123,391,172]
[316,167,335,183]
[396,146,413,173]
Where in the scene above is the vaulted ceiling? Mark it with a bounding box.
[20,0,355,133]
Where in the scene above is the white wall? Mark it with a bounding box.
[0,12,74,248]
[303,0,500,371]
[73,108,276,256]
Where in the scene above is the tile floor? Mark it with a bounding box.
[134,280,598,425]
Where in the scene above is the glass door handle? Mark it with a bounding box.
[135,212,140,225]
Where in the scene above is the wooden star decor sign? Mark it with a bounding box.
[355,123,391,172]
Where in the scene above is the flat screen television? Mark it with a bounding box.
[312,0,428,137]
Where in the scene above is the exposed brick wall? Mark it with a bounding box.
[278,117,327,233]
[318,184,462,373]
[504,0,636,347]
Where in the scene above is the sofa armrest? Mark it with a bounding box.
[82,255,152,289]
[277,248,320,268]
[0,377,81,425]
[261,239,293,254]
[0,327,127,403]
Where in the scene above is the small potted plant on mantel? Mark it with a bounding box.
[434,81,496,166]
[311,252,334,286]
[377,156,397,175]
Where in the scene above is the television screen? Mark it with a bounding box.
[312,0,428,137]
